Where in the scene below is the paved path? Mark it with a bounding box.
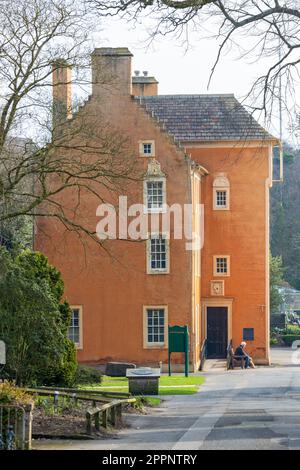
[34,348,300,450]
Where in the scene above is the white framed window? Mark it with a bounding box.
[147,233,169,274]
[68,306,83,349]
[213,255,230,277]
[216,190,227,208]
[213,175,230,210]
[139,140,155,157]
[143,143,152,155]
[143,306,168,348]
[144,178,166,213]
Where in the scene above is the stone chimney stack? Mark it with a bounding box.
[132,70,158,96]
[91,47,133,96]
[52,60,72,130]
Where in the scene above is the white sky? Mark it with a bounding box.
[92,15,298,145]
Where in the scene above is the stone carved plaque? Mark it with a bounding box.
[211,280,225,296]
[145,159,165,178]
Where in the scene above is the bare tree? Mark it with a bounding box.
[0,0,138,247]
[89,0,300,128]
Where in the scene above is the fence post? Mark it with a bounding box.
[54,391,59,409]
[15,408,25,450]
[116,404,122,424]
[110,406,116,426]
[86,412,92,434]
[24,403,34,450]
[102,409,108,428]
[94,411,100,431]
[72,393,78,406]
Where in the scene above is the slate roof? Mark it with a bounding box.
[136,94,276,143]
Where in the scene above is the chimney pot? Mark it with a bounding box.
[132,71,158,96]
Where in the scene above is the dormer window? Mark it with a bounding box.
[139,140,155,157]
[213,175,230,210]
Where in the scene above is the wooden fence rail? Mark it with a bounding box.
[36,385,131,398]
[23,387,136,435]
[86,398,136,433]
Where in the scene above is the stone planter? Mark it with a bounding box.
[126,368,160,395]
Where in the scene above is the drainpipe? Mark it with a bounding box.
[272,140,284,183]
[185,155,195,372]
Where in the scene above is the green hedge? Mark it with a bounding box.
[75,365,102,385]
[281,335,300,347]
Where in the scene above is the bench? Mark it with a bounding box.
[227,347,247,370]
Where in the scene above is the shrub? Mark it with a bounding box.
[0,248,77,386]
[41,339,77,387]
[75,365,102,385]
[281,335,300,347]
[0,382,33,406]
[285,325,300,335]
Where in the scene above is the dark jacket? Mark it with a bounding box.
[235,345,248,357]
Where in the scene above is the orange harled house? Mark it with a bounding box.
[35,47,279,370]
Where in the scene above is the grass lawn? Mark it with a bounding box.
[139,397,162,407]
[81,375,205,396]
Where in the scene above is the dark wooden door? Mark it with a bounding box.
[207,307,228,358]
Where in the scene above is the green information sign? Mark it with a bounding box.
[168,325,189,377]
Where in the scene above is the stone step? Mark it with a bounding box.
[203,359,227,372]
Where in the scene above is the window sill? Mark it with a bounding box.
[144,208,167,214]
[147,270,169,275]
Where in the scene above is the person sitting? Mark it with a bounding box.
[235,341,255,369]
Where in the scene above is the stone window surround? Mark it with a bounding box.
[146,232,170,274]
[143,177,167,214]
[139,140,155,157]
[143,305,168,349]
[213,255,230,277]
[213,175,230,210]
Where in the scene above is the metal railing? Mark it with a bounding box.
[199,338,207,371]
[0,405,26,450]
[227,339,233,370]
